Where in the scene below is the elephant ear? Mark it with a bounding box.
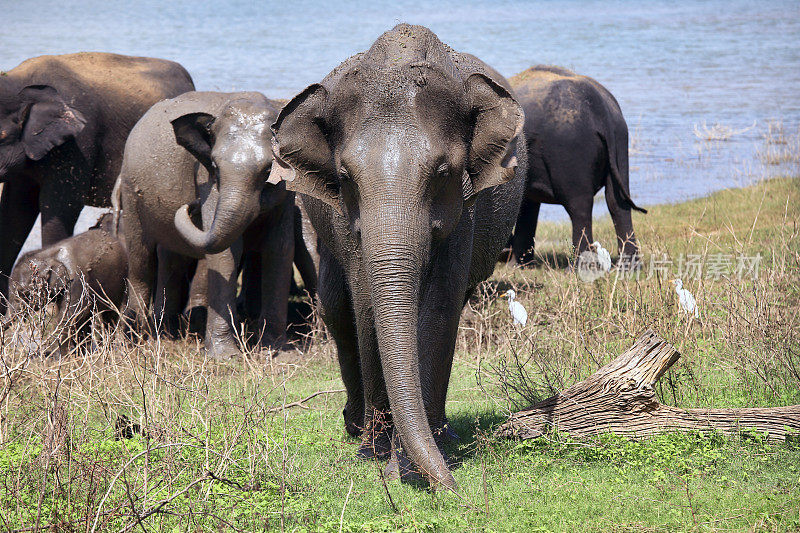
[464,73,524,206]
[267,84,340,213]
[19,85,87,161]
[171,112,215,172]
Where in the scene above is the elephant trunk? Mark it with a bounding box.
[362,205,456,491]
[174,183,260,256]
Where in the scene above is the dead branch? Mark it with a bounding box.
[496,330,800,441]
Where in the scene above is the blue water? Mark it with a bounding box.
[3,0,799,253]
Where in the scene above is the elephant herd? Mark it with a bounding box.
[0,24,645,490]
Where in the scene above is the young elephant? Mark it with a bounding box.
[269,24,526,490]
[3,213,127,356]
[509,66,647,265]
[117,91,295,358]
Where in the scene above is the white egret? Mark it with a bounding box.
[592,241,612,272]
[501,289,528,327]
[670,279,699,318]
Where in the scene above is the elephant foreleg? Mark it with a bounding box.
[154,248,194,337]
[204,240,243,359]
[253,204,294,348]
[0,181,39,315]
[293,205,318,297]
[39,180,83,247]
[317,246,366,439]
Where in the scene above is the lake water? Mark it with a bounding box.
[3,0,799,255]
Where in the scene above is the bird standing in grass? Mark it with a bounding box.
[501,289,528,327]
[670,279,699,318]
[592,241,613,272]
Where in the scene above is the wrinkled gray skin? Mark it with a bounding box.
[3,213,128,356]
[509,66,646,264]
[269,24,526,490]
[0,53,194,314]
[117,91,294,358]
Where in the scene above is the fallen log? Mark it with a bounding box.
[496,330,800,441]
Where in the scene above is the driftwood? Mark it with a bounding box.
[496,330,800,441]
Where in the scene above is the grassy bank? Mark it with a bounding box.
[0,177,798,531]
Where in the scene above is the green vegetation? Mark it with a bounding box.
[1,177,798,531]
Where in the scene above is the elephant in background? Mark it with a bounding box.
[2,213,127,356]
[117,91,295,358]
[269,24,525,490]
[0,52,194,313]
[509,66,646,265]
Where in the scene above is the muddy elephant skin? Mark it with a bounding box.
[509,66,646,264]
[3,213,128,356]
[269,24,526,490]
[117,91,295,358]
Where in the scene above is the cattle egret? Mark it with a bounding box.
[670,279,699,318]
[501,289,528,327]
[592,241,612,272]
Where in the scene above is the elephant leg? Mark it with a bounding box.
[154,248,194,337]
[353,301,392,460]
[317,245,366,439]
[566,195,594,255]
[204,241,243,359]
[605,184,640,263]
[0,181,39,315]
[122,212,156,336]
[39,180,83,246]
[254,205,294,348]
[511,197,541,266]
[238,249,261,321]
[419,289,463,445]
[186,259,207,334]
[293,206,318,297]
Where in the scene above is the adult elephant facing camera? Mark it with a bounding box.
[0,52,194,313]
[269,24,526,490]
[118,91,294,359]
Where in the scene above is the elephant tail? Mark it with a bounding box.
[599,132,647,214]
[110,177,122,238]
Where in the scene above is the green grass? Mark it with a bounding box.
[0,177,798,531]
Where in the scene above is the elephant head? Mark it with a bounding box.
[4,253,71,322]
[171,95,279,255]
[269,25,523,490]
[0,82,86,180]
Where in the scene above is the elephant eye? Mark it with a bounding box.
[338,166,351,181]
[436,163,450,178]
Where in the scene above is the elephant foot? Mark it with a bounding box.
[185,306,207,336]
[205,337,240,361]
[161,315,184,339]
[616,253,643,272]
[256,331,288,351]
[342,399,365,437]
[356,411,392,460]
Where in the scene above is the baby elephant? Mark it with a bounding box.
[3,213,128,356]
